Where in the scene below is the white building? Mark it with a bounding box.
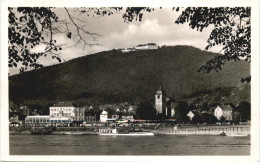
[187,111,195,121]
[135,43,158,50]
[214,105,223,120]
[49,102,85,124]
[147,43,158,49]
[155,87,166,115]
[222,105,233,121]
[100,110,108,123]
[135,44,148,50]
[122,48,135,53]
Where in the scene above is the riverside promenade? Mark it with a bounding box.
[151,125,250,136]
[9,124,250,136]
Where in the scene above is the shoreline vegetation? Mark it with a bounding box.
[9,125,250,136]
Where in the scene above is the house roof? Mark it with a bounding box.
[101,110,108,115]
[52,102,76,107]
[156,86,166,95]
[221,105,233,111]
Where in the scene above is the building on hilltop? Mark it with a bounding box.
[122,48,135,53]
[155,86,166,116]
[135,43,158,50]
[147,43,158,49]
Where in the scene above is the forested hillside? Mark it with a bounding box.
[9,46,250,110]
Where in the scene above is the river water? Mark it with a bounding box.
[10,134,250,155]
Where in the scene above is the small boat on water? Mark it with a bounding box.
[64,131,83,135]
[99,128,154,136]
[220,132,226,136]
[31,126,55,135]
[219,132,248,137]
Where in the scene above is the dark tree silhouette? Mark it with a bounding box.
[191,114,203,124]
[237,101,251,120]
[174,101,190,123]
[8,7,122,72]
[135,101,156,120]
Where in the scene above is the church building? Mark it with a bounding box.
[155,86,166,116]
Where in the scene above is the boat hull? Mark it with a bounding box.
[99,132,154,136]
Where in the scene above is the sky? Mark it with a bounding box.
[9,8,223,75]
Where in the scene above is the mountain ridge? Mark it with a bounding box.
[9,45,250,109]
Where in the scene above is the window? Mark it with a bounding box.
[157,95,160,99]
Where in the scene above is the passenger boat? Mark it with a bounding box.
[98,128,154,136]
[226,133,248,137]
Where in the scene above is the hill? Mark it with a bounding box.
[9,46,250,110]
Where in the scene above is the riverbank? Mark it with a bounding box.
[9,125,250,136]
[151,125,250,136]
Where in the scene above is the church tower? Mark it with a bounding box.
[155,86,166,116]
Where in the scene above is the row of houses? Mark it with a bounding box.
[186,105,233,121]
[22,102,135,127]
[155,87,246,123]
[121,43,158,53]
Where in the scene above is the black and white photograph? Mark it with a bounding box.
[1,0,259,161]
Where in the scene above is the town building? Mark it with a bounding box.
[214,105,223,120]
[100,110,108,123]
[187,111,195,121]
[121,112,134,122]
[222,105,233,121]
[155,86,166,116]
[213,105,233,121]
[20,106,30,116]
[49,102,85,125]
[25,115,50,127]
[166,99,176,117]
[85,116,96,122]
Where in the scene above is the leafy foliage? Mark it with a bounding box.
[8,7,118,72]
[135,101,156,120]
[8,7,62,72]
[174,101,190,123]
[237,101,251,120]
[174,7,251,81]
[122,7,153,22]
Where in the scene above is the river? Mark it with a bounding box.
[10,134,250,155]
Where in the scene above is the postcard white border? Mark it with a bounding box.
[1,0,259,161]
